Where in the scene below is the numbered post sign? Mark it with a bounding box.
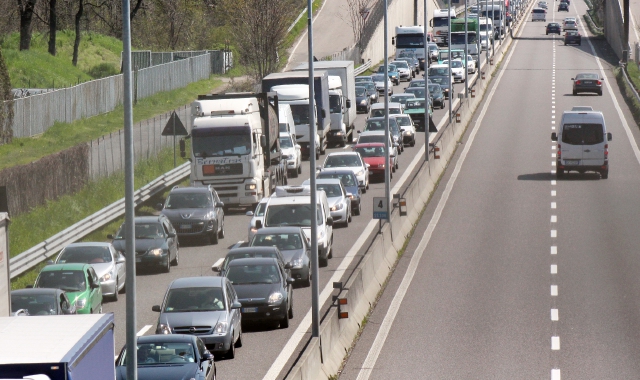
[373,197,389,219]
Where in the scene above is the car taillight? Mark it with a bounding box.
[604,144,608,158]
[575,80,581,85]
[557,144,561,158]
[597,80,602,85]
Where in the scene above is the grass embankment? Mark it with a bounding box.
[582,0,604,37]
[615,65,640,127]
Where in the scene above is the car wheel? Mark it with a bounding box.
[411,138,416,147]
[302,271,311,287]
[172,248,179,266]
[162,256,171,273]
[347,209,352,223]
[235,326,243,348]
[316,149,320,160]
[218,218,225,239]
[210,229,219,245]
[573,90,577,96]
[340,139,346,148]
[395,161,399,170]
[598,91,602,96]
[556,169,565,178]
[298,165,302,174]
[280,312,289,328]
[112,278,119,302]
[546,32,549,35]
[226,338,236,359]
[354,201,361,216]
[601,170,609,179]
[319,257,328,267]
[290,168,298,178]
[365,180,369,190]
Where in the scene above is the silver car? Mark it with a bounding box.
[246,197,269,241]
[302,178,351,227]
[54,242,126,301]
[249,227,311,286]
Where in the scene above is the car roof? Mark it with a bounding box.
[169,276,225,289]
[354,142,385,147]
[252,226,304,235]
[371,102,402,109]
[311,178,342,186]
[64,242,112,248]
[227,257,279,266]
[358,131,386,136]
[41,263,89,272]
[326,151,360,157]
[317,169,358,176]
[12,288,62,296]
[133,216,166,224]
[228,246,281,255]
[169,186,211,194]
[137,334,195,344]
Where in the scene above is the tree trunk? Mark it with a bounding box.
[130,0,143,21]
[48,0,57,56]
[72,0,83,66]
[18,0,39,51]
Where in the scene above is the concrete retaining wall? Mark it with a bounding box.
[605,0,628,61]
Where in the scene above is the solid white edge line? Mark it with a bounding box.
[354,21,527,380]
[284,0,331,71]
[137,325,153,337]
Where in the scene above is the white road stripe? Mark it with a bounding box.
[551,215,557,223]
[551,285,558,296]
[551,246,557,255]
[137,325,152,336]
[552,336,560,350]
[551,180,556,185]
[551,265,557,274]
[551,202,557,209]
[551,368,561,380]
[354,26,525,380]
[551,230,557,238]
[551,190,556,197]
[551,309,559,321]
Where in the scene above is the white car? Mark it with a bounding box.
[464,54,477,74]
[441,59,466,83]
[390,61,412,81]
[391,114,417,147]
[321,152,370,192]
[279,132,301,178]
[246,198,269,241]
[302,178,351,227]
[370,73,393,96]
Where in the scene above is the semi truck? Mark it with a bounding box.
[431,9,457,46]
[262,71,331,154]
[292,61,356,145]
[450,18,479,56]
[0,313,115,380]
[393,26,427,69]
[186,92,287,210]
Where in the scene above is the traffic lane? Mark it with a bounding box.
[342,14,559,378]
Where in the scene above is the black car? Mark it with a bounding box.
[157,185,225,245]
[226,257,294,328]
[108,215,179,273]
[546,22,561,35]
[564,30,581,45]
[249,227,311,286]
[428,76,453,99]
[572,72,603,95]
[428,83,445,109]
[115,334,216,380]
[355,86,371,114]
[213,246,291,277]
[558,1,569,11]
[11,288,76,316]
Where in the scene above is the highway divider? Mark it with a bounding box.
[9,163,190,279]
[285,2,534,378]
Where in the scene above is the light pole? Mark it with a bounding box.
[384,0,391,222]
[424,0,429,162]
[464,0,468,98]
[448,0,452,121]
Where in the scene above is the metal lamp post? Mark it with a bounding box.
[424,0,429,162]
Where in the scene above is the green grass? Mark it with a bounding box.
[615,66,640,128]
[279,0,323,70]
[0,76,221,171]
[9,146,190,290]
[3,31,126,88]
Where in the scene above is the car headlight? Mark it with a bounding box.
[245,184,257,190]
[378,163,385,168]
[291,258,303,269]
[268,292,284,305]
[360,99,368,105]
[100,272,112,282]
[156,323,172,334]
[149,248,163,256]
[331,203,344,211]
[76,298,86,308]
[213,321,229,334]
[355,169,365,177]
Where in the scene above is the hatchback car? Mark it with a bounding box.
[403,98,434,132]
[428,83,445,109]
[212,246,290,277]
[441,59,466,82]
[408,78,428,88]
[152,276,242,358]
[355,86,371,114]
[302,178,352,227]
[54,242,126,301]
[546,22,561,35]
[109,215,179,273]
[321,152,370,192]
[390,60,413,81]
[362,82,379,103]
[362,116,403,154]
[226,257,294,328]
[355,131,399,170]
[249,227,311,286]
[369,102,403,118]
[116,334,216,380]
[563,19,577,30]
[564,30,581,45]
[32,263,102,314]
[393,114,417,147]
[158,185,225,245]
[531,8,546,21]
[558,1,569,11]
[572,73,603,95]
[390,93,417,108]
[316,169,362,216]
[11,288,76,316]
[353,143,395,181]
[371,74,393,96]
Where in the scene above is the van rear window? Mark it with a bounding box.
[533,9,545,13]
[562,124,604,145]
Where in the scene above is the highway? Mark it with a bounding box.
[339,1,640,379]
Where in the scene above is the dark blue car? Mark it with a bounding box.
[116,334,215,380]
[316,169,362,215]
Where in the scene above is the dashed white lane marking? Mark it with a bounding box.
[551,309,559,321]
[552,145,556,150]
[552,336,561,350]
[551,180,556,185]
[551,190,556,197]
[551,265,557,274]
[551,246,557,255]
[551,215,557,223]
[551,285,558,296]
[552,153,556,158]
[551,170,557,174]
[551,230,557,238]
[551,202,557,209]
[551,369,561,380]
[552,120,556,124]
[551,161,556,167]
[552,110,555,113]
[137,325,153,336]
[552,115,555,119]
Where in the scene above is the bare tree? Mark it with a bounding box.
[48,0,57,55]
[18,0,39,50]
[220,0,299,81]
[0,47,13,145]
[72,0,83,66]
[339,0,375,49]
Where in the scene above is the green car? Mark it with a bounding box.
[32,263,103,314]
[402,98,434,132]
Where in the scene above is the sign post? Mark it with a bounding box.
[0,213,9,317]
[162,111,188,167]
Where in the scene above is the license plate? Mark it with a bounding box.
[136,257,141,262]
[180,224,190,229]
[242,307,258,313]
[564,160,580,165]
[583,81,592,84]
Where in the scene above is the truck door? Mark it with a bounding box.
[580,123,606,166]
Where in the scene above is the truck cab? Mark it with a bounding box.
[327,75,349,147]
[431,9,457,46]
[271,84,320,160]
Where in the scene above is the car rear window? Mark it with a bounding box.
[533,9,545,13]
[561,124,604,145]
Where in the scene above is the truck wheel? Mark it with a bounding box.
[290,168,298,178]
[298,165,302,174]
[316,149,320,160]
[340,139,346,147]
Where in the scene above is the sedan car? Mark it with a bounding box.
[546,22,561,35]
[54,242,126,301]
[427,43,439,62]
[32,263,102,314]
[362,82,379,103]
[353,143,395,181]
[558,1,569,11]
[428,83,446,109]
[564,30,581,45]
[302,178,351,227]
[316,169,362,216]
[355,75,374,85]
[279,132,302,177]
[572,72,603,95]
[115,335,216,380]
[11,288,76,316]
[395,55,420,74]
[371,74,394,96]
[249,227,311,286]
[355,86,371,114]
[152,276,242,358]
[393,114,417,147]
[391,60,413,81]
[321,152,370,192]
[538,1,548,9]
[246,197,269,241]
[226,257,294,328]
[109,215,179,273]
[441,59,466,82]
[377,64,400,85]
[355,131,399,169]
[158,185,225,245]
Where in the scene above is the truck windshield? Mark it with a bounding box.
[396,34,424,48]
[329,95,341,113]
[192,128,251,157]
[433,17,455,27]
[481,10,502,19]
[265,204,322,227]
[451,33,477,44]
[289,104,310,125]
[479,24,492,31]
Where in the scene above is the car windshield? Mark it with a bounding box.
[429,67,449,76]
[364,83,377,92]
[371,74,386,82]
[117,223,165,239]
[449,60,463,68]
[36,270,86,292]
[165,193,211,209]
[428,84,442,94]
[406,88,425,98]
[409,80,425,87]
[561,124,604,145]
[317,184,343,197]
[365,119,398,131]
[222,251,280,271]
[279,136,294,148]
[392,61,409,69]
[395,116,412,127]
[324,155,362,168]
[58,246,112,264]
[163,287,225,312]
[576,73,598,80]
[390,95,415,105]
[251,233,303,250]
[11,293,58,315]
[265,204,322,227]
[227,263,281,285]
[355,77,372,83]
[405,100,425,110]
[355,87,367,96]
[357,135,385,144]
[120,342,197,366]
[355,146,386,157]
[317,172,357,187]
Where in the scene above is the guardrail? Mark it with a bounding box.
[354,60,373,76]
[9,163,191,279]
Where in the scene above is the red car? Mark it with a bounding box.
[352,143,394,181]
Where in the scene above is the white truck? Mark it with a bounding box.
[185,92,287,210]
[393,26,427,69]
[431,9,457,46]
[291,61,357,146]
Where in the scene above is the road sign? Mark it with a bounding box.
[373,197,388,219]
[161,111,188,136]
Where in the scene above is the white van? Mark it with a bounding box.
[551,108,612,178]
[258,186,334,266]
[479,17,494,51]
[278,103,295,135]
[531,8,546,21]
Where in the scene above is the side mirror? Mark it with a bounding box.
[231,301,242,309]
[570,78,574,80]
[107,234,114,240]
[152,305,161,312]
[201,351,214,362]
[365,163,370,168]
[346,99,351,108]
[295,144,301,149]
[215,201,225,208]
[284,262,292,270]
[255,220,262,229]
[168,232,176,238]
[551,132,558,141]
[316,166,323,171]
[246,211,254,216]
[91,282,100,289]
[260,134,267,148]
[287,278,296,284]
[391,36,395,45]
[155,203,163,211]
[179,139,186,158]
[212,264,221,272]
[326,217,334,226]
[607,132,612,141]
